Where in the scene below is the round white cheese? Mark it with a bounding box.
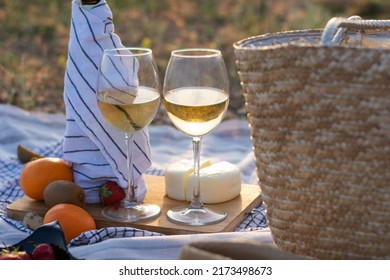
[165,159,241,204]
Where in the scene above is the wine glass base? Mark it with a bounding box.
[102,202,161,222]
[167,205,227,226]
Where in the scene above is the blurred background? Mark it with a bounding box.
[0,0,389,124]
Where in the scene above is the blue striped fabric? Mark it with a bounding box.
[63,0,150,203]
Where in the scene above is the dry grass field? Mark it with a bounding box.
[0,0,389,123]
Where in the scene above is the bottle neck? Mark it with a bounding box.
[81,0,101,10]
[81,0,101,4]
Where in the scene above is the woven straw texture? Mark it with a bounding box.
[234,30,390,259]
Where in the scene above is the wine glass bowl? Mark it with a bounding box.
[96,47,161,222]
[163,48,230,226]
[164,87,229,137]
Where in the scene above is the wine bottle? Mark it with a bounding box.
[81,0,101,10]
[81,0,101,4]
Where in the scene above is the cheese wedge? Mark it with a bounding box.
[165,160,241,204]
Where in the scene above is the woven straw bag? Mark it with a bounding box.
[234,17,390,259]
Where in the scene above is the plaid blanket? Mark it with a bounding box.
[0,142,267,246]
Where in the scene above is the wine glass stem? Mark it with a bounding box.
[124,133,137,203]
[190,137,203,209]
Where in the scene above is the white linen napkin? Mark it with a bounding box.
[63,0,151,203]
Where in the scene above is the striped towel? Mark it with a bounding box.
[63,0,150,203]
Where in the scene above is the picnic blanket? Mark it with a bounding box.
[0,104,270,259]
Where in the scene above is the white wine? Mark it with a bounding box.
[97,87,160,133]
[164,87,229,137]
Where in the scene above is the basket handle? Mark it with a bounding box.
[321,16,390,46]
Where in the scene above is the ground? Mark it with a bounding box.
[0,0,389,124]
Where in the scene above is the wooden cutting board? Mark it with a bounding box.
[6,175,262,235]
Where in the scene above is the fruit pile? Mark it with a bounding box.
[16,145,126,244]
[0,243,72,260]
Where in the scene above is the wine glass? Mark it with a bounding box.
[163,48,230,225]
[96,47,161,222]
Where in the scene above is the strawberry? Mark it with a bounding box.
[99,181,126,206]
[31,243,55,260]
[0,247,32,260]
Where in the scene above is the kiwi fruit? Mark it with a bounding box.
[44,180,86,209]
[23,212,43,230]
[17,144,43,163]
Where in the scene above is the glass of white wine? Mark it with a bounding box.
[163,48,230,225]
[96,47,161,222]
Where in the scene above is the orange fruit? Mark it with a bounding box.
[43,203,96,244]
[20,157,73,200]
